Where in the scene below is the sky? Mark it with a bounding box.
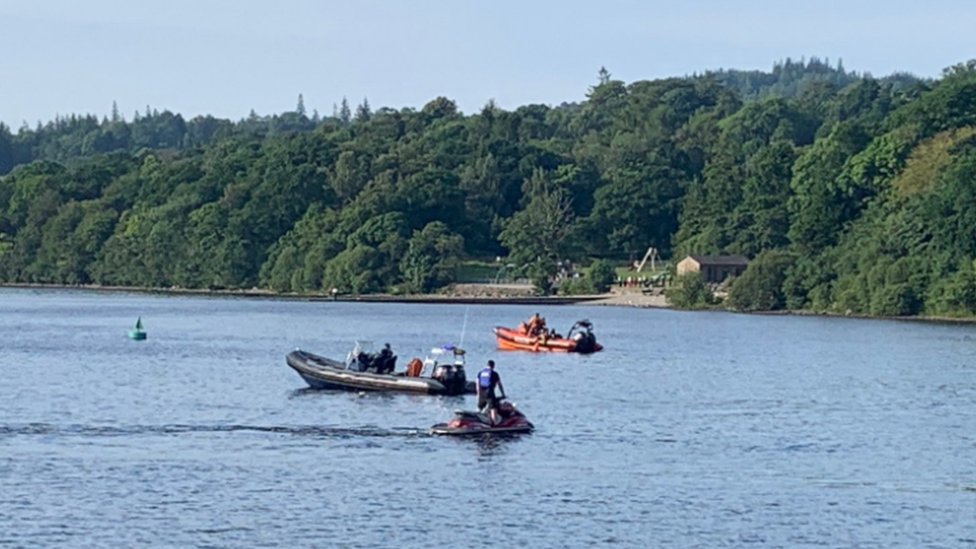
[2,0,975,128]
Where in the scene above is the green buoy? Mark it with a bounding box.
[128,317,147,340]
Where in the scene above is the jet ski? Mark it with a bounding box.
[429,400,534,436]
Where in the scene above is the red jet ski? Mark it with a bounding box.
[430,400,534,436]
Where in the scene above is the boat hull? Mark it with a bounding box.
[430,408,534,435]
[430,423,534,436]
[128,330,147,341]
[286,350,474,395]
[493,327,602,353]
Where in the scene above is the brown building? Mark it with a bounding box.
[675,254,749,283]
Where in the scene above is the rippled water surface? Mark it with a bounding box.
[2,288,975,548]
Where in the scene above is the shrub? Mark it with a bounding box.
[667,272,713,308]
[727,250,796,311]
[587,259,616,293]
[557,276,597,296]
[870,283,921,316]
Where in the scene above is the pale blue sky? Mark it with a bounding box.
[2,0,975,128]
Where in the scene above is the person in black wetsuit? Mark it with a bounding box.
[476,360,506,425]
[376,343,395,374]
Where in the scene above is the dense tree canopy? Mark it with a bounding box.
[3,59,975,316]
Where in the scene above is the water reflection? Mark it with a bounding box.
[472,433,529,459]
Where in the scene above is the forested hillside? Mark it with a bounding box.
[2,59,976,317]
[702,56,922,100]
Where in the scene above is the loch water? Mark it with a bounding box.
[1,288,975,548]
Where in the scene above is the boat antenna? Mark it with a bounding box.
[458,305,470,349]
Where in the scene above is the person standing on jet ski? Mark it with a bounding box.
[477,360,506,425]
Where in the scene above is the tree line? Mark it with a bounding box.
[3,58,976,317]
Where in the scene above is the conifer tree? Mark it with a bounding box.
[339,97,352,126]
[355,97,371,122]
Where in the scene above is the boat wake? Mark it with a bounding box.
[0,422,428,439]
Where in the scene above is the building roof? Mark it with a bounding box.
[686,254,749,266]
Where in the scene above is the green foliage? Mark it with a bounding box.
[781,255,835,310]
[667,272,713,309]
[891,127,976,196]
[323,212,409,294]
[704,57,860,101]
[499,170,575,294]
[400,221,464,293]
[587,163,682,256]
[727,250,797,311]
[673,98,809,257]
[787,121,873,254]
[587,259,616,293]
[557,276,597,296]
[0,58,975,319]
[259,206,340,292]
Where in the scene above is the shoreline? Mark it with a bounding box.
[5,282,976,324]
[748,307,976,325]
[0,282,605,306]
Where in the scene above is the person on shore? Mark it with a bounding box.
[477,360,505,425]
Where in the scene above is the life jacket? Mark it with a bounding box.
[406,358,423,377]
[478,367,494,388]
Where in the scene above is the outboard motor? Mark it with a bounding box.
[569,320,598,354]
[424,345,470,395]
[432,363,451,382]
[446,364,468,395]
[572,331,596,353]
[432,363,468,395]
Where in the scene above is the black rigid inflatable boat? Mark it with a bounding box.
[286,346,475,396]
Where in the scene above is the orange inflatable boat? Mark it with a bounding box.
[493,320,603,354]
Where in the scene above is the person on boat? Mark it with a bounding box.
[353,351,371,371]
[477,360,506,425]
[526,313,545,336]
[375,343,395,374]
